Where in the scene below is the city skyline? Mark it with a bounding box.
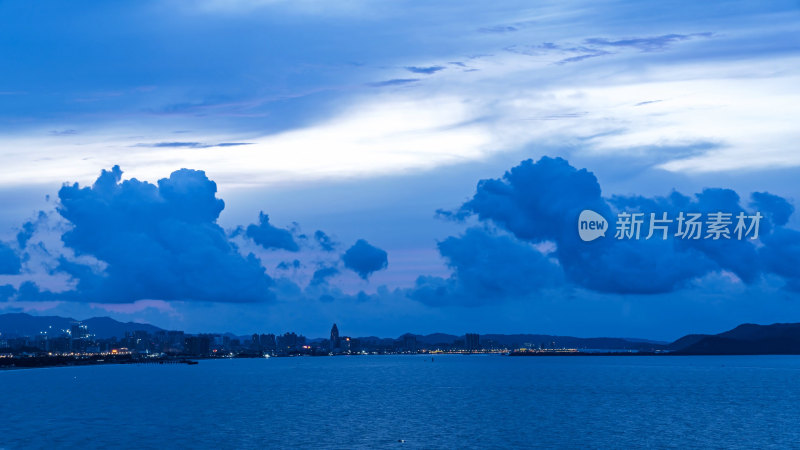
[6,312,799,360]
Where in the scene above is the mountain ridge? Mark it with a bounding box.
[0,313,164,339]
[670,323,800,354]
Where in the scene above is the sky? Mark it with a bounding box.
[0,0,799,341]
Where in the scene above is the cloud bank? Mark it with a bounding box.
[420,156,800,306]
[6,157,800,318]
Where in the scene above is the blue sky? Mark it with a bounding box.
[0,0,799,340]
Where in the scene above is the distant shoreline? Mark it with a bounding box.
[6,351,800,372]
[0,355,201,371]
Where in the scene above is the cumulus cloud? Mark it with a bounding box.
[0,284,14,301]
[412,227,562,306]
[9,157,800,314]
[310,266,339,286]
[313,230,336,252]
[245,212,299,251]
[28,165,275,303]
[17,211,48,248]
[276,259,301,271]
[436,156,800,297]
[0,241,21,274]
[342,239,388,280]
[751,192,794,228]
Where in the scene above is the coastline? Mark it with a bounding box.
[7,350,800,372]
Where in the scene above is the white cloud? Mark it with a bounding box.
[0,17,798,188]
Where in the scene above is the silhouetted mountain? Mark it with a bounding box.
[671,323,800,355]
[82,317,164,339]
[622,337,669,345]
[665,334,710,351]
[0,313,163,339]
[0,313,73,338]
[718,323,800,341]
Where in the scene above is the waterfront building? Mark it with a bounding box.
[465,333,480,352]
[330,323,340,352]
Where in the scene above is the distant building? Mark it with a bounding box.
[347,337,360,353]
[184,335,212,356]
[330,323,340,352]
[70,322,89,340]
[465,333,480,352]
[401,334,417,353]
[251,333,260,350]
[167,331,185,352]
[277,332,302,354]
[339,336,353,353]
[70,322,90,352]
[261,334,277,354]
[252,333,276,354]
[49,337,70,353]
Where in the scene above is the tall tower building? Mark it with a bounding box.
[330,323,340,352]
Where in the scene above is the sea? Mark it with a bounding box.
[2,354,800,449]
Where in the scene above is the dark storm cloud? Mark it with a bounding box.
[342,239,388,280]
[26,166,274,303]
[432,156,800,298]
[245,212,300,252]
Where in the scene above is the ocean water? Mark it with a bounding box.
[2,354,800,449]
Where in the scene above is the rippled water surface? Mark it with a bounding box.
[3,355,800,449]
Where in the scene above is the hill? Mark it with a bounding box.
[0,313,164,339]
[670,323,800,355]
